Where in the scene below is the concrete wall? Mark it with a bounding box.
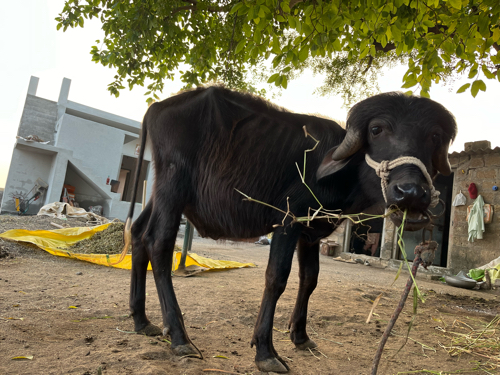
[109,200,144,222]
[56,114,125,185]
[18,95,57,144]
[447,141,500,271]
[122,138,152,160]
[1,147,54,214]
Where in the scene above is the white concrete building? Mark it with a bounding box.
[0,76,153,220]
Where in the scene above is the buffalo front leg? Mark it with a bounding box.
[129,201,162,336]
[289,238,319,350]
[251,225,302,373]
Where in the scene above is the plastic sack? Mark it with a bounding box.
[452,190,466,206]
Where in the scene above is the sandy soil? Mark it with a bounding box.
[1,215,499,375]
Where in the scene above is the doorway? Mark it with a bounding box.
[398,173,454,267]
[119,155,150,203]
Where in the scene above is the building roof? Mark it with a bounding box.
[449,146,500,158]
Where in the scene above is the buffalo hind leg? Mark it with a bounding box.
[289,238,320,350]
[251,225,302,373]
[145,191,202,358]
[129,201,162,336]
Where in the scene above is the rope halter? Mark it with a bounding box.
[365,154,440,208]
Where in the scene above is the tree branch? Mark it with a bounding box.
[374,41,396,52]
[361,55,373,75]
[172,5,196,16]
[180,0,231,13]
[290,0,305,8]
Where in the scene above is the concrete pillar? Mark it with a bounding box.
[342,219,352,253]
[45,154,69,205]
[54,78,71,145]
[58,78,71,107]
[27,76,39,95]
[380,216,396,260]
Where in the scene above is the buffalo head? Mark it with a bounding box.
[318,92,457,231]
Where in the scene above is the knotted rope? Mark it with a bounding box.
[365,154,440,208]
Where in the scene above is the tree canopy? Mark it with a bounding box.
[57,0,500,104]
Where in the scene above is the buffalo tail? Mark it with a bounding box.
[110,109,149,265]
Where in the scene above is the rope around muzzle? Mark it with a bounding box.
[365,154,440,208]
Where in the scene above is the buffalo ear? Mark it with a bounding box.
[433,140,452,176]
[317,147,352,181]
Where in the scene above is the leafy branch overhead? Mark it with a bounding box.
[57,0,500,103]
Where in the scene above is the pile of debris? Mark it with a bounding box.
[66,222,126,255]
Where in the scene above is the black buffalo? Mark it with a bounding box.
[122,87,456,373]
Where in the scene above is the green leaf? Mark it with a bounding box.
[267,73,280,83]
[235,39,246,54]
[298,46,309,62]
[468,67,478,79]
[359,47,369,60]
[493,28,500,43]
[401,78,418,88]
[332,39,341,51]
[456,83,470,93]
[230,3,243,14]
[482,65,495,79]
[419,89,430,98]
[282,75,288,89]
[304,5,314,17]
[471,79,486,97]
[447,0,462,10]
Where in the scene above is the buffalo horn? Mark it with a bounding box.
[331,128,364,161]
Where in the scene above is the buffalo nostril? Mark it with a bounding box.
[392,183,424,201]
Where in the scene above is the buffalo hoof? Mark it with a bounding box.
[137,323,162,336]
[172,343,203,358]
[255,357,289,373]
[294,338,317,350]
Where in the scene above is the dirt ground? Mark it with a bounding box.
[1,215,499,375]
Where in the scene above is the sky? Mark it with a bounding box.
[1,0,499,189]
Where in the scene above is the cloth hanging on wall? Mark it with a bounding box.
[468,183,478,199]
[452,190,466,206]
[468,195,485,242]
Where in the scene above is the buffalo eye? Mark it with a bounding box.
[432,133,441,144]
[371,126,382,136]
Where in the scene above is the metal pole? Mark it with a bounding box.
[179,220,194,269]
[187,222,194,251]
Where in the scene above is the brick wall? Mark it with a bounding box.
[447,141,500,272]
[18,95,57,144]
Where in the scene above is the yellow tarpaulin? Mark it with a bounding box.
[0,225,256,272]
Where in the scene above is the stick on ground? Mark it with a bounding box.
[371,254,422,375]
